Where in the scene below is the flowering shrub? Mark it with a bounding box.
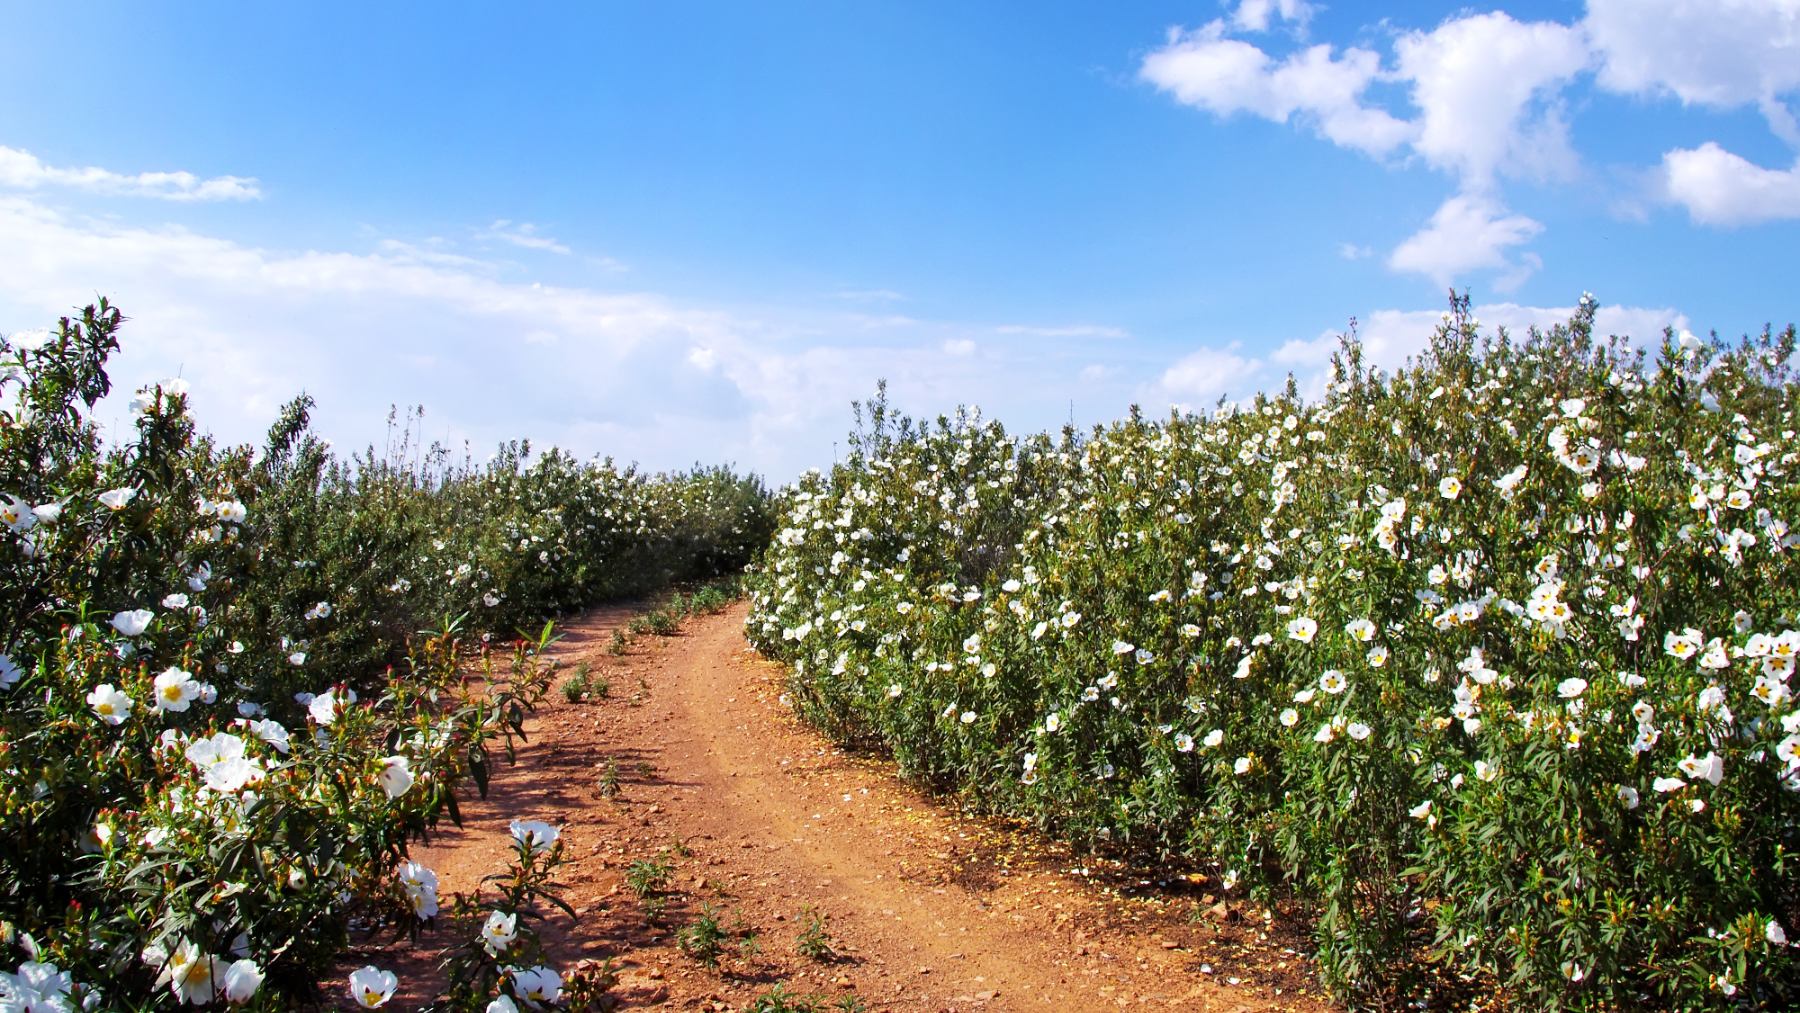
[747,298,1800,1009]
[0,302,768,1008]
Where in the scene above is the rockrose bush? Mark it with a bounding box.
[0,302,769,1008]
[747,296,1800,1010]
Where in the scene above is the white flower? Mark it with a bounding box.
[1313,722,1335,743]
[287,651,307,667]
[1174,732,1194,752]
[1664,628,1702,661]
[398,861,440,919]
[1494,465,1529,498]
[1346,722,1372,741]
[0,653,21,690]
[1617,785,1640,809]
[1777,733,1800,769]
[1232,756,1252,775]
[248,718,290,754]
[0,960,74,1009]
[1438,476,1462,500]
[110,608,154,637]
[488,997,520,1013]
[1110,639,1135,656]
[164,942,224,1005]
[87,683,132,724]
[349,965,397,1007]
[1043,713,1062,733]
[481,910,519,955]
[1557,677,1587,699]
[1677,752,1724,786]
[222,958,264,1004]
[305,601,333,620]
[1768,920,1788,946]
[0,494,35,533]
[510,965,563,1008]
[98,487,137,511]
[959,710,978,725]
[308,687,356,725]
[1344,619,1376,642]
[152,668,201,713]
[1202,728,1224,748]
[1278,707,1299,727]
[509,819,560,854]
[1285,617,1317,643]
[1653,776,1687,793]
[378,755,415,799]
[1409,800,1433,819]
[1319,670,1347,695]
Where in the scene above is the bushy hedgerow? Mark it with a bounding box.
[0,301,769,1009]
[747,296,1800,1010]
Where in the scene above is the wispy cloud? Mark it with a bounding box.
[830,288,906,303]
[0,194,1155,480]
[0,145,261,202]
[479,219,572,255]
[993,323,1128,339]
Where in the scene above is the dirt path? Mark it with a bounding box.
[341,602,1330,1012]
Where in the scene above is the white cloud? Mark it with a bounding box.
[1232,0,1314,34]
[1151,344,1261,409]
[0,194,1164,481]
[0,145,261,202]
[479,219,571,255]
[942,338,977,356]
[1661,142,1800,225]
[1393,12,1589,187]
[1586,0,1800,140]
[1337,242,1373,260]
[831,288,905,303]
[1264,300,1687,396]
[1139,24,1413,157]
[993,323,1129,339]
[1388,194,1544,289]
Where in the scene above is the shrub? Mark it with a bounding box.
[0,301,769,1008]
[747,296,1800,1009]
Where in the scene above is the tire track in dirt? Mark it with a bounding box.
[341,602,1330,1012]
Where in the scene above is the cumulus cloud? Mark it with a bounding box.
[1586,0,1800,140]
[1150,344,1261,409]
[1139,24,1413,157]
[1393,12,1589,187]
[1388,194,1545,290]
[1231,0,1315,34]
[1661,142,1800,225]
[0,145,261,202]
[1142,4,1800,285]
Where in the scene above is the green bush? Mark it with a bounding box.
[0,301,769,1008]
[747,297,1800,1010]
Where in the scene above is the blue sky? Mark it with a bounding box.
[1,1,1796,480]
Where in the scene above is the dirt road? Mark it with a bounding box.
[344,602,1328,1011]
